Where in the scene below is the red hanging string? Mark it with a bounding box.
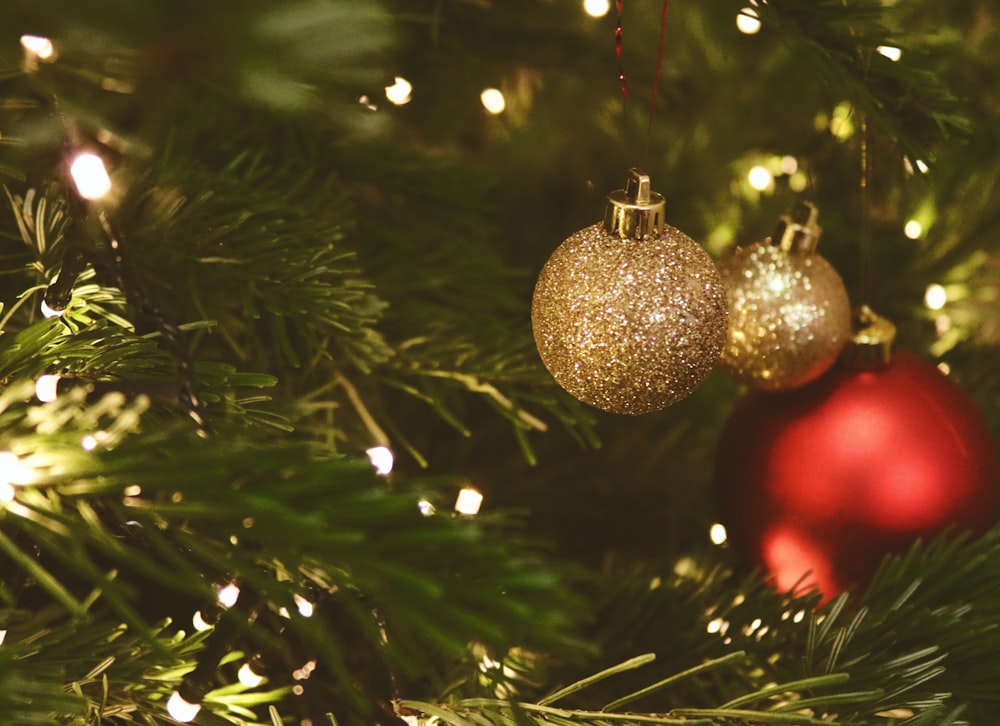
[647,0,670,146]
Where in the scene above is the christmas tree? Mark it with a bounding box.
[1,0,998,724]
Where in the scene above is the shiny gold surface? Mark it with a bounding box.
[718,240,852,390]
[532,221,728,415]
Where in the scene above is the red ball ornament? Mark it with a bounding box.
[715,349,998,603]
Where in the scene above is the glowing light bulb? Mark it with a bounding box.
[70,153,112,200]
[454,486,483,516]
[747,165,772,191]
[0,482,14,504]
[924,284,947,310]
[915,159,929,174]
[81,434,98,451]
[709,522,728,545]
[417,498,436,516]
[238,662,265,688]
[294,594,314,618]
[0,452,31,487]
[384,76,412,105]
[736,8,761,34]
[216,583,240,608]
[366,445,394,476]
[166,690,201,722]
[904,220,923,239]
[20,35,55,60]
[937,361,951,376]
[829,102,855,140]
[35,374,61,403]
[40,299,63,318]
[0,629,6,645]
[191,610,212,632]
[583,0,611,17]
[779,155,798,175]
[480,88,506,114]
[876,45,902,62]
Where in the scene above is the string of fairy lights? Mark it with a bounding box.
[4,8,977,720]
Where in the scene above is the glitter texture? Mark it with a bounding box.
[531,222,728,415]
[718,241,851,390]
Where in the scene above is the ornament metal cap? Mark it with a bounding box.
[603,168,665,240]
[845,304,896,369]
[773,201,822,253]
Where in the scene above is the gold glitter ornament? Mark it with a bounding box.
[718,202,852,391]
[531,169,728,415]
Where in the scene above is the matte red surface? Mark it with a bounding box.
[715,351,999,602]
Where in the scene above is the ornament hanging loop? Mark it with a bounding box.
[845,304,896,370]
[603,168,665,240]
[773,201,822,254]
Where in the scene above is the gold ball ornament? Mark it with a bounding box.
[718,202,852,391]
[531,170,728,415]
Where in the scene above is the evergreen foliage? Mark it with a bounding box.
[0,1,998,724]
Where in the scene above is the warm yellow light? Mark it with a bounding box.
[417,498,436,516]
[166,691,201,722]
[904,220,923,239]
[238,662,265,688]
[35,374,61,402]
[829,102,854,140]
[366,445,394,476]
[0,482,14,504]
[583,0,611,17]
[793,609,806,623]
[788,171,808,192]
[915,159,929,174]
[20,35,55,60]
[384,76,413,105]
[191,610,213,632]
[747,165,773,191]
[0,452,31,488]
[82,434,98,451]
[124,484,142,497]
[217,583,240,608]
[40,299,63,318]
[294,594,314,618]
[709,522,728,545]
[480,88,506,115]
[736,8,761,35]
[924,284,947,310]
[779,155,798,175]
[454,486,483,516]
[876,45,902,62]
[937,361,951,376]
[70,153,112,200]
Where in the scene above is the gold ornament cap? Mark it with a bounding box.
[603,168,665,240]
[773,201,822,254]
[844,304,897,370]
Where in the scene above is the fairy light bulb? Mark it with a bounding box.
[747,165,772,191]
[216,583,240,608]
[20,35,55,60]
[480,88,506,114]
[736,8,761,34]
[238,662,265,688]
[40,299,63,318]
[82,434,98,451]
[876,45,902,62]
[417,498,436,516]
[366,445,394,476]
[69,153,112,200]
[191,610,213,631]
[454,486,483,516]
[583,0,611,17]
[294,594,314,618]
[35,374,61,402]
[384,76,412,105]
[904,220,923,239]
[709,522,728,545]
[166,690,201,722]
[924,284,947,310]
